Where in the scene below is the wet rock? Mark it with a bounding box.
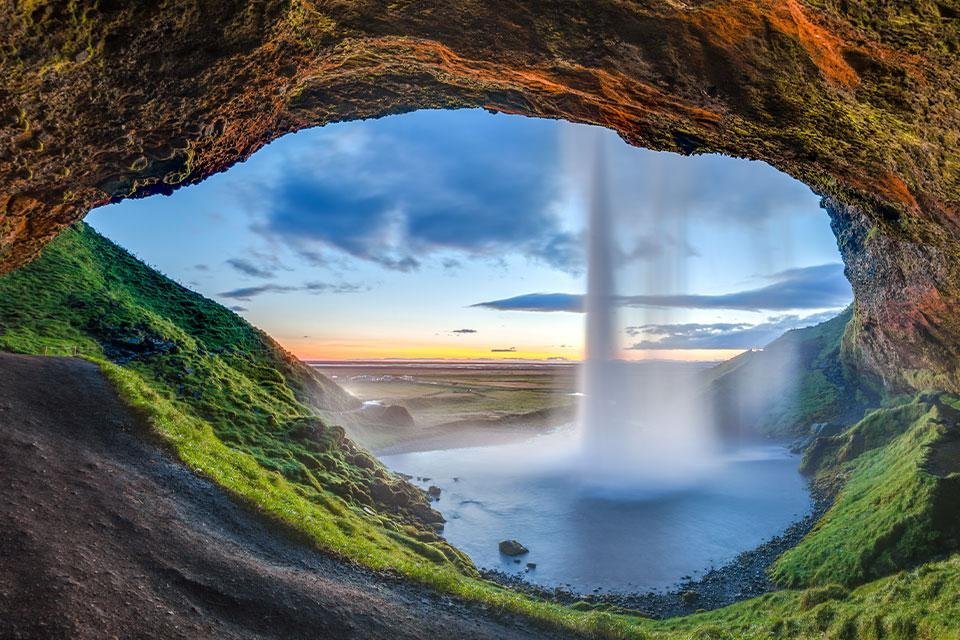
[498,539,529,556]
[426,485,441,500]
[810,422,844,438]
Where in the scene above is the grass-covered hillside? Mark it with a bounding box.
[0,223,469,568]
[3,223,960,639]
[774,393,960,588]
[704,308,878,439]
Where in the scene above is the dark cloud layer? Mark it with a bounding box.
[472,263,851,313]
[234,111,823,277]
[625,310,841,350]
[253,113,582,273]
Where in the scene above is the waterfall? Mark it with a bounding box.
[577,133,719,494]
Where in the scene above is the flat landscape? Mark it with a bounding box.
[309,361,578,454]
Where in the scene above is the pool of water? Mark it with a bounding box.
[381,427,811,593]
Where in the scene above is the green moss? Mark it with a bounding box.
[775,396,960,587]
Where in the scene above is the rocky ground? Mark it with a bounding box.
[482,478,833,619]
[0,353,570,640]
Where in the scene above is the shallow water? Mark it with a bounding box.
[381,427,810,593]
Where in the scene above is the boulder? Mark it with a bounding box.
[381,405,415,428]
[810,422,844,438]
[498,539,529,556]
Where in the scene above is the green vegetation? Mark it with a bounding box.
[704,308,877,438]
[776,395,960,587]
[0,223,463,565]
[2,222,959,639]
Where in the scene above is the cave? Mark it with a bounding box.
[3,1,959,393]
[2,2,960,637]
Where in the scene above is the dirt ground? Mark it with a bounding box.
[0,353,570,640]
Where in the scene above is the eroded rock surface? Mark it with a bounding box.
[1,1,958,390]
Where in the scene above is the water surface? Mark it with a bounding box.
[381,428,810,593]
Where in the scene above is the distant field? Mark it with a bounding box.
[309,361,579,453]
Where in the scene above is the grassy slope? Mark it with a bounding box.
[0,223,466,566]
[2,223,960,639]
[774,395,960,587]
[703,308,877,439]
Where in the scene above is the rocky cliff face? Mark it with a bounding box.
[1,0,958,391]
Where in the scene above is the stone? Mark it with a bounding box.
[498,540,529,556]
[810,422,844,438]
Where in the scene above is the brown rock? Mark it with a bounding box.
[1,2,958,392]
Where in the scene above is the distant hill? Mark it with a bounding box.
[702,308,878,439]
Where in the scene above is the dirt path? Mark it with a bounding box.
[0,354,571,640]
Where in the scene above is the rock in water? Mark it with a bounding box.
[498,540,529,556]
[426,485,441,500]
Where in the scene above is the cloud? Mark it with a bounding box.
[616,235,700,265]
[473,293,584,312]
[625,310,842,350]
[226,257,276,278]
[245,111,584,274]
[193,264,210,271]
[229,305,248,312]
[472,263,851,312]
[491,347,517,352]
[219,281,361,300]
[616,263,851,311]
[451,329,477,334]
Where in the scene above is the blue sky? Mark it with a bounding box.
[87,109,849,361]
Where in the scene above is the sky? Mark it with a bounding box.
[86,109,850,362]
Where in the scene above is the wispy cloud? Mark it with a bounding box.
[225,257,276,279]
[451,329,477,334]
[219,281,362,301]
[472,264,851,313]
[491,347,517,352]
[625,310,842,350]
[473,293,583,313]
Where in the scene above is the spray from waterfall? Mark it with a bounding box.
[576,131,719,494]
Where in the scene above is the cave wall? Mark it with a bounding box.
[1,0,958,392]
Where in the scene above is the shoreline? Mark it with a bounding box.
[479,478,833,619]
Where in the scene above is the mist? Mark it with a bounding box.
[559,125,811,497]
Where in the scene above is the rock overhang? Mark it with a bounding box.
[1,0,958,391]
